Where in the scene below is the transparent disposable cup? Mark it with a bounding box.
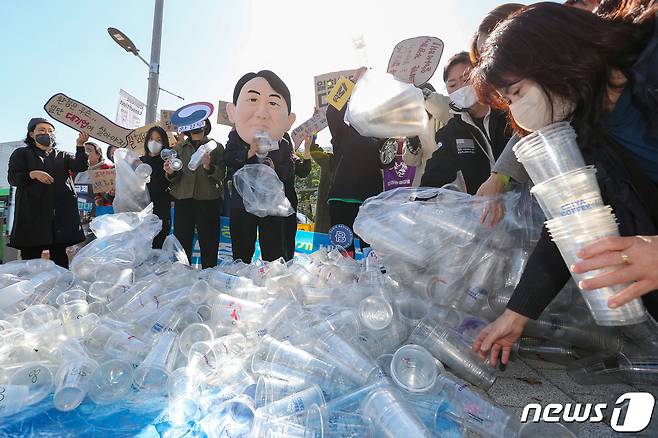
[256,384,325,419]
[313,331,378,385]
[17,304,58,331]
[390,344,442,393]
[305,403,375,437]
[0,281,35,310]
[260,335,336,383]
[361,386,432,438]
[358,295,393,331]
[103,331,148,363]
[188,280,213,305]
[617,352,658,386]
[176,309,203,330]
[58,300,90,324]
[566,353,624,385]
[167,367,204,422]
[250,357,318,387]
[55,289,87,306]
[255,375,309,408]
[408,321,496,390]
[354,317,408,359]
[132,330,179,393]
[212,294,264,325]
[187,333,247,377]
[54,356,99,411]
[88,358,134,405]
[531,166,603,219]
[179,323,214,356]
[4,362,53,406]
[0,384,30,417]
[395,297,429,331]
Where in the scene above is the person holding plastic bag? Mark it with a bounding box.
[224,70,296,262]
[164,119,225,268]
[141,126,173,249]
[470,2,658,366]
[7,118,89,268]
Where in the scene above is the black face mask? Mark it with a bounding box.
[34,133,54,147]
[190,139,201,147]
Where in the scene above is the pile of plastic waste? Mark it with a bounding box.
[1,186,657,437]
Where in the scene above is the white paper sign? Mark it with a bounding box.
[216,100,232,126]
[314,69,358,109]
[115,89,145,129]
[291,108,328,146]
[387,36,444,86]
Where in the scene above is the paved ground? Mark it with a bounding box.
[473,355,658,437]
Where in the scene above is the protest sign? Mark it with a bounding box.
[387,36,444,86]
[216,100,232,126]
[90,168,116,194]
[44,93,132,149]
[171,102,214,133]
[314,69,358,108]
[326,76,355,111]
[75,183,95,225]
[159,109,175,131]
[125,123,177,154]
[115,89,145,129]
[291,108,328,146]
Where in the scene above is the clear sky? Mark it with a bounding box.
[0,0,528,153]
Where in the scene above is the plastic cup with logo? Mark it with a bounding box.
[256,384,325,419]
[361,385,433,438]
[88,358,134,405]
[358,295,393,331]
[132,330,179,393]
[179,322,214,356]
[187,333,247,377]
[53,341,99,411]
[254,375,310,409]
[408,320,497,390]
[259,335,336,383]
[102,330,148,364]
[530,165,603,219]
[2,362,53,406]
[305,403,375,437]
[390,344,442,393]
[313,331,378,385]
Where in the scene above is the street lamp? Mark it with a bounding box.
[107,0,181,124]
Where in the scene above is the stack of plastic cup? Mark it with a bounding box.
[546,208,646,326]
[512,122,584,184]
[390,344,443,393]
[514,122,647,326]
[408,319,496,390]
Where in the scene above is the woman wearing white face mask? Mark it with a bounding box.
[469,2,658,367]
[140,126,173,249]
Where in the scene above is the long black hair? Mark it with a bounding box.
[143,126,170,155]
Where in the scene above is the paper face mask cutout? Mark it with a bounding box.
[227,77,296,146]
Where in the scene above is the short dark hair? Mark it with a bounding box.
[232,70,292,114]
[442,52,471,83]
[470,3,525,64]
[143,126,170,155]
[84,141,103,159]
[106,145,117,158]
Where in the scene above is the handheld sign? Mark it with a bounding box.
[326,76,355,111]
[125,122,178,154]
[291,108,328,146]
[44,93,132,148]
[216,100,233,127]
[171,102,214,133]
[90,168,116,194]
[387,36,444,86]
[159,109,175,131]
[314,69,358,109]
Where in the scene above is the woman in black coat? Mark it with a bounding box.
[140,126,173,249]
[8,118,89,268]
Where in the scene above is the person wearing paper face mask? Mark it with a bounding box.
[7,118,90,268]
[140,126,173,249]
[469,2,658,367]
[224,70,296,263]
[420,52,512,194]
[164,119,225,267]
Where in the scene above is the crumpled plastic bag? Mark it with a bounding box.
[346,70,429,138]
[90,204,161,239]
[112,148,152,213]
[233,164,294,218]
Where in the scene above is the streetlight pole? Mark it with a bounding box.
[145,0,164,124]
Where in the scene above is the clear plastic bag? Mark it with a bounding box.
[232,164,294,218]
[112,148,152,213]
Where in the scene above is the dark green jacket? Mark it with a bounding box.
[166,137,225,201]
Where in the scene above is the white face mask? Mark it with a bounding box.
[449,85,479,110]
[509,83,575,132]
[147,140,163,154]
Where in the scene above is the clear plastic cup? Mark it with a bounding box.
[0,281,36,310]
[617,352,658,386]
[132,330,179,393]
[203,395,257,438]
[187,333,247,377]
[260,335,336,383]
[54,355,99,411]
[3,362,53,406]
[358,295,393,331]
[390,344,442,393]
[167,367,204,422]
[531,166,603,219]
[254,375,309,408]
[256,384,325,419]
[395,297,429,331]
[408,320,496,390]
[566,353,624,385]
[305,403,375,437]
[103,330,148,364]
[57,300,89,324]
[313,331,378,385]
[0,384,30,417]
[361,386,432,438]
[354,317,409,359]
[88,358,134,404]
[179,323,214,356]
